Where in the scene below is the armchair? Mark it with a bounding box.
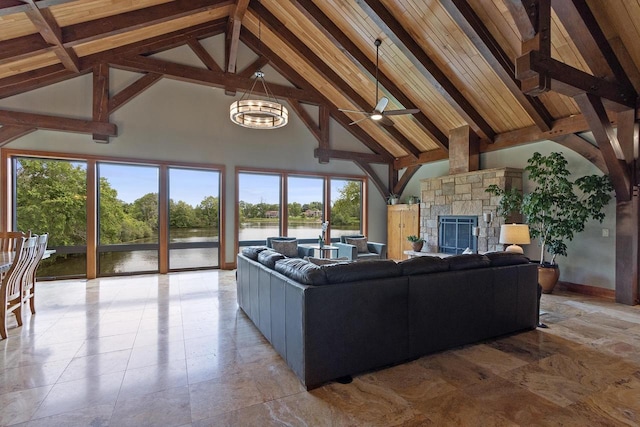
[266,236,314,258]
[334,234,386,261]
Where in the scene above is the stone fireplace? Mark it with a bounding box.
[419,168,523,253]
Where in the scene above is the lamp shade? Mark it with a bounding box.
[499,224,530,254]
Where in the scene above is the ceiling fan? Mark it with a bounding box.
[339,39,420,126]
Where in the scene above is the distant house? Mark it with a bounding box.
[265,210,279,218]
[304,209,322,218]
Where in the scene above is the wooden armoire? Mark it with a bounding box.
[387,204,420,260]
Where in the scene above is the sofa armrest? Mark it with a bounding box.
[297,245,314,258]
[334,242,358,260]
[367,242,387,259]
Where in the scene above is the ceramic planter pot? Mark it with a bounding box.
[538,264,560,294]
[411,241,424,252]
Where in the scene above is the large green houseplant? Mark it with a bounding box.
[486,152,613,292]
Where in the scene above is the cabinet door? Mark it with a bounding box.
[404,204,420,240]
[387,205,404,260]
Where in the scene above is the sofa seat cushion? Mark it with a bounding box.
[275,258,327,286]
[399,256,449,275]
[345,237,369,253]
[354,252,381,261]
[322,259,401,284]
[241,246,269,260]
[485,251,531,266]
[258,249,286,269]
[447,254,491,271]
[271,239,299,258]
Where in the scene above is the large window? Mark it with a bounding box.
[15,157,87,278]
[169,167,220,269]
[237,170,365,247]
[98,163,159,275]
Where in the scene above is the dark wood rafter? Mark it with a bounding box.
[237,56,269,78]
[551,0,635,93]
[108,55,323,104]
[354,159,387,198]
[239,29,394,162]
[357,0,496,141]
[552,133,607,173]
[395,149,449,170]
[287,99,321,143]
[291,100,331,164]
[616,109,638,169]
[22,0,80,72]
[0,64,80,99]
[393,165,421,196]
[187,38,223,73]
[313,149,388,164]
[92,62,110,143]
[226,0,250,73]
[108,73,163,114]
[440,0,553,132]
[318,105,330,164]
[575,92,631,201]
[251,1,421,160]
[502,0,536,41]
[0,35,53,66]
[0,0,76,16]
[61,0,234,48]
[0,109,117,136]
[292,0,449,151]
[0,126,36,147]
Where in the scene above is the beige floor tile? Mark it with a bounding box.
[111,386,192,427]
[0,385,52,426]
[118,359,188,400]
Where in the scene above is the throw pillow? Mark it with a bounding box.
[257,250,285,269]
[241,246,268,260]
[271,239,298,258]
[345,237,369,253]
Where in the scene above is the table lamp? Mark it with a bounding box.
[499,224,530,254]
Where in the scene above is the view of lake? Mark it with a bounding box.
[39,223,360,278]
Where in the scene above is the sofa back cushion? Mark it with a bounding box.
[398,256,449,275]
[271,239,299,258]
[275,258,327,286]
[447,254,491,271]
[345,237,369,253]
[485,251,531,267]
[322,259,401,284]
[258,249,286,269]
[241,246,268,260]
[304,256,350,266]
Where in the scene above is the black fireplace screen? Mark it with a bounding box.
[439,216,477,254]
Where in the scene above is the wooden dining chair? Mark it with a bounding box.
[22,233,48,315]
[0,231,30,253]
[0,236,36,340]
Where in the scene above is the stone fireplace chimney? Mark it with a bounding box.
[449,125,479,175]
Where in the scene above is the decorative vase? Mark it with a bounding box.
[318,238,324,248]
[411,241,424,252]
[538,264,560,294]
[389,197,398,205]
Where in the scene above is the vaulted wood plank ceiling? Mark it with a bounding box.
[0,0,638,197]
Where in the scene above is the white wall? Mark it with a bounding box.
[400,141,616,290]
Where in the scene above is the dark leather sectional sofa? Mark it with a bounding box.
[236,247,538,390]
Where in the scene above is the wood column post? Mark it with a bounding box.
[615,192,640,305]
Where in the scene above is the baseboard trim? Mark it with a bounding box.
[556,281,615,300]
[221,261,237,270]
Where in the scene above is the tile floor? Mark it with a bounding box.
[1,270,640,426]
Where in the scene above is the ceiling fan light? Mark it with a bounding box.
[370,113,383,121]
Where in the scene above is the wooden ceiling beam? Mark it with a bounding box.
[357,0,496,141]
[109,73,162,114]
[354,159,387,199]
[0,126,36,147]
[226,0,250,73]
[314,149,388,164]
[187,38,223,73]
[292,0,448,151]
[552,133,607,173]
[0,34,51,66]
[501,0,536,41]
[393,165,421,196]
[0,0,76,17]
[551,0,635,93]
[441,0,553,132]
[109,55,323,104]
[395,150,449,170]
[237,56,269,78]
[516,50,636,110]
[575,92,631,201]
[61,0,234,48]
[0,109,117,136]
[0,64,81,99]
[240,29,394,161]
[252,1,421,160]
[23,0,80,72]
[92,62,110,142]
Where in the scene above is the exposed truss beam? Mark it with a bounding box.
[0,0,76,17]
[0,109,117,136]
[252,1,421,159]
[441,0,553,131]
[292,0,448,151]
[357,0,495,141]
[226,0,250,73]
[23,0,79,72]
[237,56,269,78]
[0,126,36,147]
[395,149,449,170]
[92,63,109,142]
[313,149,388,164]
[0,64,79,99]
[354,159,387,198]
[502,0,536,41]
[187,38,223,73]
[109,73,163,114]
[393,165,421,196]
[552,133,607,173]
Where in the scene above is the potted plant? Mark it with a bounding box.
[407,235,424,252]
[486,152,613,293]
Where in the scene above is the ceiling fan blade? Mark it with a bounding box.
[382,108,421,116]
[338,108,370,114]
[349,116,371,126]
[375,97,389,113]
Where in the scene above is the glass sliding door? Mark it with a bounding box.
[168,167,220,270]
[15,157,88,278]
[287,176,324,241]
[330,179,363,238]
[238,172,281,247]
[97,163,159,275]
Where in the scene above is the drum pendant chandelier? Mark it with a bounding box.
[229,70,288,129]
